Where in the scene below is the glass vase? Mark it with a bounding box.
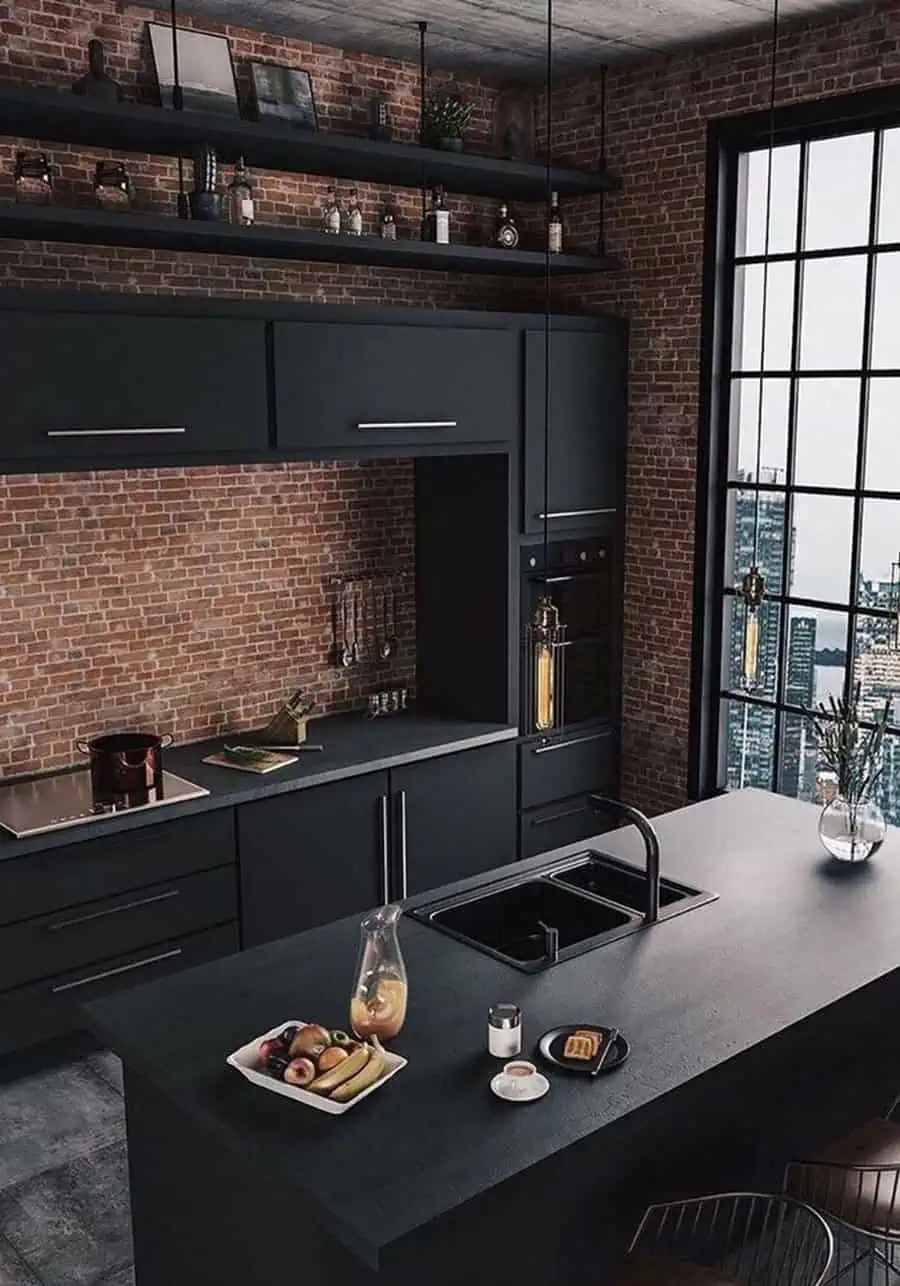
[350,903,408,1043]
[818,794,886,863]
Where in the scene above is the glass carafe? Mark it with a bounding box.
[350,903,408,1042]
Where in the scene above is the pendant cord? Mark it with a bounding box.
[598,63,607,254]
[751,0,780,566]
[170,0,186,218]
[542,0,553,584]
[418,22,427,224]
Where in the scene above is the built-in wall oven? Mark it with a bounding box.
[520,537,616,735]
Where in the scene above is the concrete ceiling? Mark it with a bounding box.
[173,0,868,74]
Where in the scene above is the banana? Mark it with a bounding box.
[330,1047,386,1103]
[308,1044,369,1094]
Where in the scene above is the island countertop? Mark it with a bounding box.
[82,789,900,1271]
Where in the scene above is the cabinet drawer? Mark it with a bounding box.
[0,924,239,1059]
[519,729,616,811]
[273,323,519,450]
[2,866,237,992]
[0,313,268,458]
[0,809,236,927]
[520,794,613,860]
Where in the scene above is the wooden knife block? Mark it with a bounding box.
[259,691,314,746]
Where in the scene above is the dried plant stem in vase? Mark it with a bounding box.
[808,683,890,863]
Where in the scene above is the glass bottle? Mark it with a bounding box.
[422,185,450,244]
[93,160,131,211]
[72,38,123,102]
[322,184,341,234]
[350,903,408,1043]
[496,202,519,249]
[14,152,53,205]
[532,596,560,731]
[380,205,398,240]
[228,156,255,227]
[548,190,563,254]
[346,187,363,236]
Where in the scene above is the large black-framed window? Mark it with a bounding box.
[694,88,900,819]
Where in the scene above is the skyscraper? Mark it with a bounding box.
[782,615,816,800]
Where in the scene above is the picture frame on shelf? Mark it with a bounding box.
[147,22,239,116]
[249,62,318,130]
[492,83,536,161]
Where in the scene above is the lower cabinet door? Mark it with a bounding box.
[393,741,517,898]
[0,924,239,1058]
[237,771,390,948]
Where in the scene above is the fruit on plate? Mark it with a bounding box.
[279,1025,300,1048]
[331,1030,353,1047]
[258,1037,283,1065]
[331,1046,387,1103]
[308,1044,370,1094]
[316,1046,348,1072]
[266,1051,291,1080]
[289,1024,331,1058]
[284,1057,317,1087]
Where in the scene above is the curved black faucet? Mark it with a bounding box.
[588,795,661,924]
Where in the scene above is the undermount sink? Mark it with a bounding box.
[409,851,717,972]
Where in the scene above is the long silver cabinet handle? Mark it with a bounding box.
[45,888,179,932]
[398,789,409,899]
[534,508,616,520]
[532,731,610,755]
[379,795,390,905]
[51,947,183,994]
[356,420,457,430]
[45,427,187,437]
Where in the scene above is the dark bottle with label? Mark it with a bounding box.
[495,203,519,250]
[548,191,563,254]
[72,39,123,102]
[421,185,450,244]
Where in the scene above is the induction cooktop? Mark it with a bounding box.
[0,769,209,839]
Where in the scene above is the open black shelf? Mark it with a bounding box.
[0,86,619,202]
[0,203,617,275]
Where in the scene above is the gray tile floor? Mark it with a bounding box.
[0,1051,133,1286]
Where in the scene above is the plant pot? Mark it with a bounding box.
[435,136,464,152]
[818,794,886,863]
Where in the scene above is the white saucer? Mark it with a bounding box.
[490,1071,550,1103]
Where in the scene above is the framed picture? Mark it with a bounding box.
[147,22,239,116]
[493,83,536,161]
[249,62,318,130]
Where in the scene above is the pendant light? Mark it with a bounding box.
[169,0,189,219]
[739,0,780,690]
[526,0,567,734]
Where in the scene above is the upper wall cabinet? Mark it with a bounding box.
[523,324,628,534]
[0,313,269,459]
[273,322,520,452]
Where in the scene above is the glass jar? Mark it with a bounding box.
[15,152,53,204]
[93,161,131,211]
[350,903,408,1042]
[818,794,886,863]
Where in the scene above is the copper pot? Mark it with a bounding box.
[76,732,173,802]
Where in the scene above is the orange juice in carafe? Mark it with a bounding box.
[350,903,408,1042]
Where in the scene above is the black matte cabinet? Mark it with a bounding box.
[0,312,269,458]
[238,772,389,948]
[273,322,520,451]
[392,742,517,898]
[523,324,627,534]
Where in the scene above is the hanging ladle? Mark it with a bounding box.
[340,585,353,668]
[379,582,393,659]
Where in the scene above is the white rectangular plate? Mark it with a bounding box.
[226,1020,407,1115]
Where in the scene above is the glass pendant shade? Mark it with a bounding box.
[526,596,566,732]
[740,566,766,691]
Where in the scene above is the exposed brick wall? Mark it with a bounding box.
[549,0,900,815]
[0,461,416,777]
[0,1,510,775]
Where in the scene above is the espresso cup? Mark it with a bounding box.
[499,1060,538,1097]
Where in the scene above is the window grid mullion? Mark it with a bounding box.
[846,128,884,703]
[771,136,808,791]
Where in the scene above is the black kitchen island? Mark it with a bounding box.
[83,790,900,1286]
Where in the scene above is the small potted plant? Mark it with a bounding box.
[423,94,474,152]
[808,683,890,863]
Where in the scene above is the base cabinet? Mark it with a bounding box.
[238,772,390,948]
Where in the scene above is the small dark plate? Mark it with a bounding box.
[537,1025,630,1076]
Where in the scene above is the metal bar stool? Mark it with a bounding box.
[784,1093,900,1283]
[607,1192,834,1286]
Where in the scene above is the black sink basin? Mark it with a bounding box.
[550,852,712,915]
